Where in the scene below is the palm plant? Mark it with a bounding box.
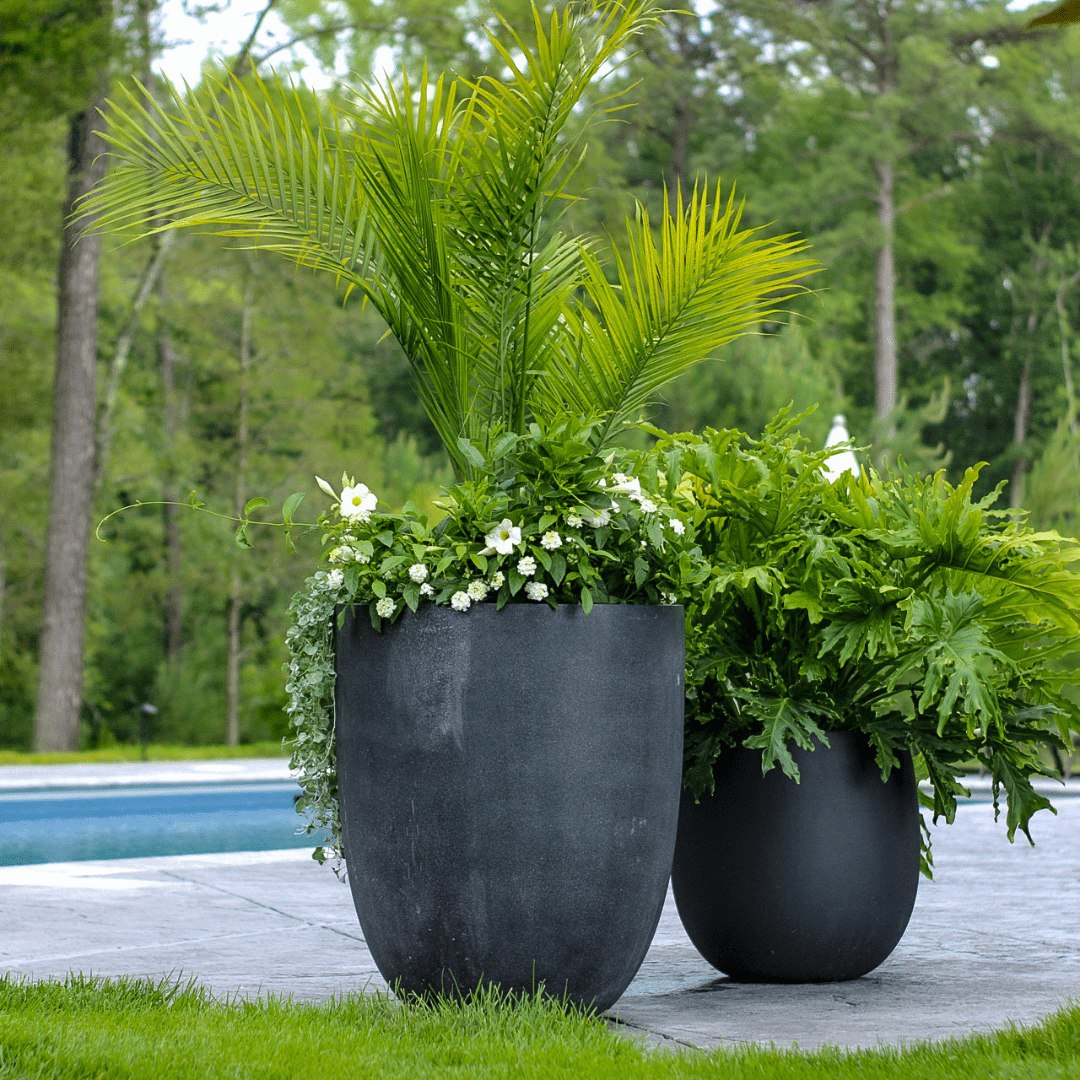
[83,0,815,478]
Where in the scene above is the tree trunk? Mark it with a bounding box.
[93,233,172,490]
[1055,269,1080,435]
[159,272,184,664]
[669,93,692,205]
[874,159,898,422]
[1010,355,1033,509]
[33,100,109,751]
[225,276,254,747]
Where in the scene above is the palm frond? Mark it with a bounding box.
[533,183,819,447]
[442,0,660,445]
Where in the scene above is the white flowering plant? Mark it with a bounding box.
[287,416,708,865]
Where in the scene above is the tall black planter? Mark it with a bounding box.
[671,731,920,983]
[334,602,684,1012]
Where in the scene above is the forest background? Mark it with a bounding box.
[1,0,1079,752]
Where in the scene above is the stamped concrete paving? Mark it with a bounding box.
[1,764,1078,1051]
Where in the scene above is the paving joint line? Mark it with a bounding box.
[156,869,368,944]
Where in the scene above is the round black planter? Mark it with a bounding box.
[671,731,920,983]
[334,602,685,1012]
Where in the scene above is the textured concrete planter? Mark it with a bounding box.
[672,731,920,982]
[334,602,684,1011]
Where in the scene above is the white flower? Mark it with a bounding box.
[375,596,395,618]
[640,540,648,549]
[326,569,344,589]
[490,571,505,589]
[420,582,434,597]
[661,591,678,605]
[612,472,629,484]
[340,483,378,519]
[408,563,429,583]
[355,550,371,564]
[540,531,562,550]
[588,509,611,528]
[566,513,584,529]
[668,518,686,536]
[328,546,352,564]
[341,533,357,544]
[525,581,549,601]
[450,591,471,612]
[517,556,537,577]
[482,518,522,555]
[638,498,657,515]
[467,580,489,601]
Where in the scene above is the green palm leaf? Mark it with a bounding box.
[534,183,818,447]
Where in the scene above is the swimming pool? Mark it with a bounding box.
[0,779,328,866]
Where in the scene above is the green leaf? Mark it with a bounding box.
[402,582,421,612]
[549,553,567,585]
[457,438,486,469]
[783,589,824,623]
[491,432,519,459]
[580,585,593,615]
[282,492,305,521]
[988,746,1055,843]
[470,553,489,573]
[234,524,253,549]
[243,497,268,516]
[739,694,832,781]
[906,591,1009,737]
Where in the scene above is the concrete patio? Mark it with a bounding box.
[2,762,1078,1051]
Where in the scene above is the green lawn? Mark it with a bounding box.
[0,741,289,766]
[1,976,1078,1079]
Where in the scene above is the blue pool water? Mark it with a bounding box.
[0,782,328,866]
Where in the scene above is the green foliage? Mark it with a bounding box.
[3,973,1080,1079]
[0,0,113,129]
[84,1,815,478]
[648,322,848,445]
[287,416,709,866]
[1025,418,1080,537]
[657,411,1080,865]
[0,741,286,764]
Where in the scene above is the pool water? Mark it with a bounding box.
[0,782,328,866]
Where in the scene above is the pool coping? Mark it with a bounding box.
[0,759,294,792]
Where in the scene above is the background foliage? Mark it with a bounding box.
[2,0,1079,749]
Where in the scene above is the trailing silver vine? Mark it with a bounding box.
[285,573,342,870]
